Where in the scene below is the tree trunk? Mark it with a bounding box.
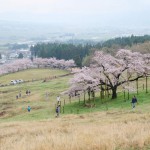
[84,91,86,104]
[111,87,117,99]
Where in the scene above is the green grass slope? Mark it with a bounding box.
[0,68,72,122]
[0,68,150,123]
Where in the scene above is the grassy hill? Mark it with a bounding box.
[0,68,69,84]
[0,68,150,150]
[0,68,72,122]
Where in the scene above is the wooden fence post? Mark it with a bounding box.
[146,76,148,93]
[60,101,61,113]
[84,91,86,104]
[78,95,80,104]
[136,78,138,95]
[124,90,126,101]
[105,79,107,97]
[69,96,71,103]
[128,90,129,100]
[64,99,66,106]
[55,104,56,113]
[63,106,64,114]
[100,85,103,100]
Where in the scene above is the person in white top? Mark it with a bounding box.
[57,96,60,104]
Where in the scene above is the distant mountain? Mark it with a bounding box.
[1,20,150,44]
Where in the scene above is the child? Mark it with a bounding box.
[27,106,31,112]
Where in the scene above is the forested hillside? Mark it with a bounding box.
[30,35,150,67]
[98,34,150,48]
[30,43,92,67]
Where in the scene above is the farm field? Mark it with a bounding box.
[0,68,150,150]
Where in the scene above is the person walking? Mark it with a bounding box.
[131,95,137,109]
[57,96,60,105]
[28,90,31,95]
[19,91,21,98]
[16,95,18,99]
[27,106,31,112]
[26,90,28,95]
[56,105,60,117]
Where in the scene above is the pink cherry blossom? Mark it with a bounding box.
[68,49,150,99]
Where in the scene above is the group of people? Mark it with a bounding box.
[55,95,138,117]
[17,92,61,115]
[15,90,32,112]
[16,91,22,99]
[26,90,31,95]
[26,90,31,112]
[19,93,138,116]
[16,90,31,99]
[27,95,61,115]
[27,95,61,116]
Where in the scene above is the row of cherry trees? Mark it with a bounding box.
[0,58,75,76]
[67,49,150,99]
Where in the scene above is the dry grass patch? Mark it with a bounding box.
[1,111,150,150]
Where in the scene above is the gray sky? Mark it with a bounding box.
[0,0,150,27]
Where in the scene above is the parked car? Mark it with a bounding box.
[10,79,24,85]
[16,79,24,83]
[10,80,17,85]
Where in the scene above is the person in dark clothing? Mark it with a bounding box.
[26,90,28,95]
[131,95,137,109]
[56,105,60,117]
[16,95,18,99]
[28,90,31,95]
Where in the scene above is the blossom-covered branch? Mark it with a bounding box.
[67,49,150,99]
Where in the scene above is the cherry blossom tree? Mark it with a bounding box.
[68,49,150,99]
[33,58,75,69]
[0,58,75,76]
[0,59,33,75]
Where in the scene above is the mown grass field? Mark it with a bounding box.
[0,68,69,84]
[0,68,150,150]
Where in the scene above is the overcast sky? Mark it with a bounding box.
[0,0,150,27]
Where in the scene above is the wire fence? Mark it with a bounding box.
[56,77,150,115]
